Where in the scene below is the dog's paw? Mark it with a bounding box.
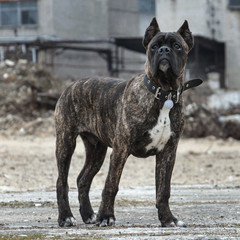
[96,217,115,227]
[84,213,97,224]
[58,217,77,227]
[176,220,187,227]
[162,219,186,228]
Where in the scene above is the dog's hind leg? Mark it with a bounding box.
[56,128,77,227]
[77,133,107,224]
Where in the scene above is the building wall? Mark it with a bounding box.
[49,0,110,79]
[156,0,226,39]
[156,0,206,34]
[156,0,240,89]
[52,0,109,39]
[0,0,147,80]
[38,0,54,36]
[109,0,139,37]
[50,0,141,79]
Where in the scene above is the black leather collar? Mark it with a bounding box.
[144,75,203,103]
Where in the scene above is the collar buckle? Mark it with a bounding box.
[167,92,172,100]
[154,87,161,100]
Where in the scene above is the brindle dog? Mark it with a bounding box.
[55,17,199,228]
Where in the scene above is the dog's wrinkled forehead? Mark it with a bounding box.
[150,32,189,51]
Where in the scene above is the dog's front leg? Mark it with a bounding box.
[155,138,186,227]
[96,146,129,227]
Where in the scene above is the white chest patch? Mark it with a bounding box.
[146,106,172,152]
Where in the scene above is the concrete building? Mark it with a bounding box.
[0,0,155,80]
[0,0,113,78]
[156,0,240,89]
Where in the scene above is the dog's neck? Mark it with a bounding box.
[144,62,184,92]
[144,74,203,104]
[144,74,182,103]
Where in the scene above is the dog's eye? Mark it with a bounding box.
[151,44,158,50]
[174,43,182,50]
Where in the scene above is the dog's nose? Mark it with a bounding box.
[158,46,171,55]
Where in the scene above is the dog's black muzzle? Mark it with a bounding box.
[158,46,171,55]
[157,46,173,70]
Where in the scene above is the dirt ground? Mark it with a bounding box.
[0,133,240,193]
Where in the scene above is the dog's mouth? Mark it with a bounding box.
[154,59,180,91]
[159,59,170,73]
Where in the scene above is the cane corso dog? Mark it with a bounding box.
[55,17,202,228]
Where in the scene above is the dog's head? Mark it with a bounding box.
[143,17,193,91]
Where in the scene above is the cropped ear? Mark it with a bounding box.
[143,17,160,48]
[177,20,194,51]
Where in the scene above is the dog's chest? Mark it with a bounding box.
[145,106,172,152]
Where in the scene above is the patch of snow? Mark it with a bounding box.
[218,114,240,123]
[208,90,240,110]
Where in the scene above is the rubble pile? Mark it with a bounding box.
[183,82,240,140]
[0,60,62,116]
[0,60,72,135]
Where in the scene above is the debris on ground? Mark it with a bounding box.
[183,81,240,140]
[0,60,73,135]
[0,60,64,117]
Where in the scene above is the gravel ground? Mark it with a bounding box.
[0,185,239,239]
